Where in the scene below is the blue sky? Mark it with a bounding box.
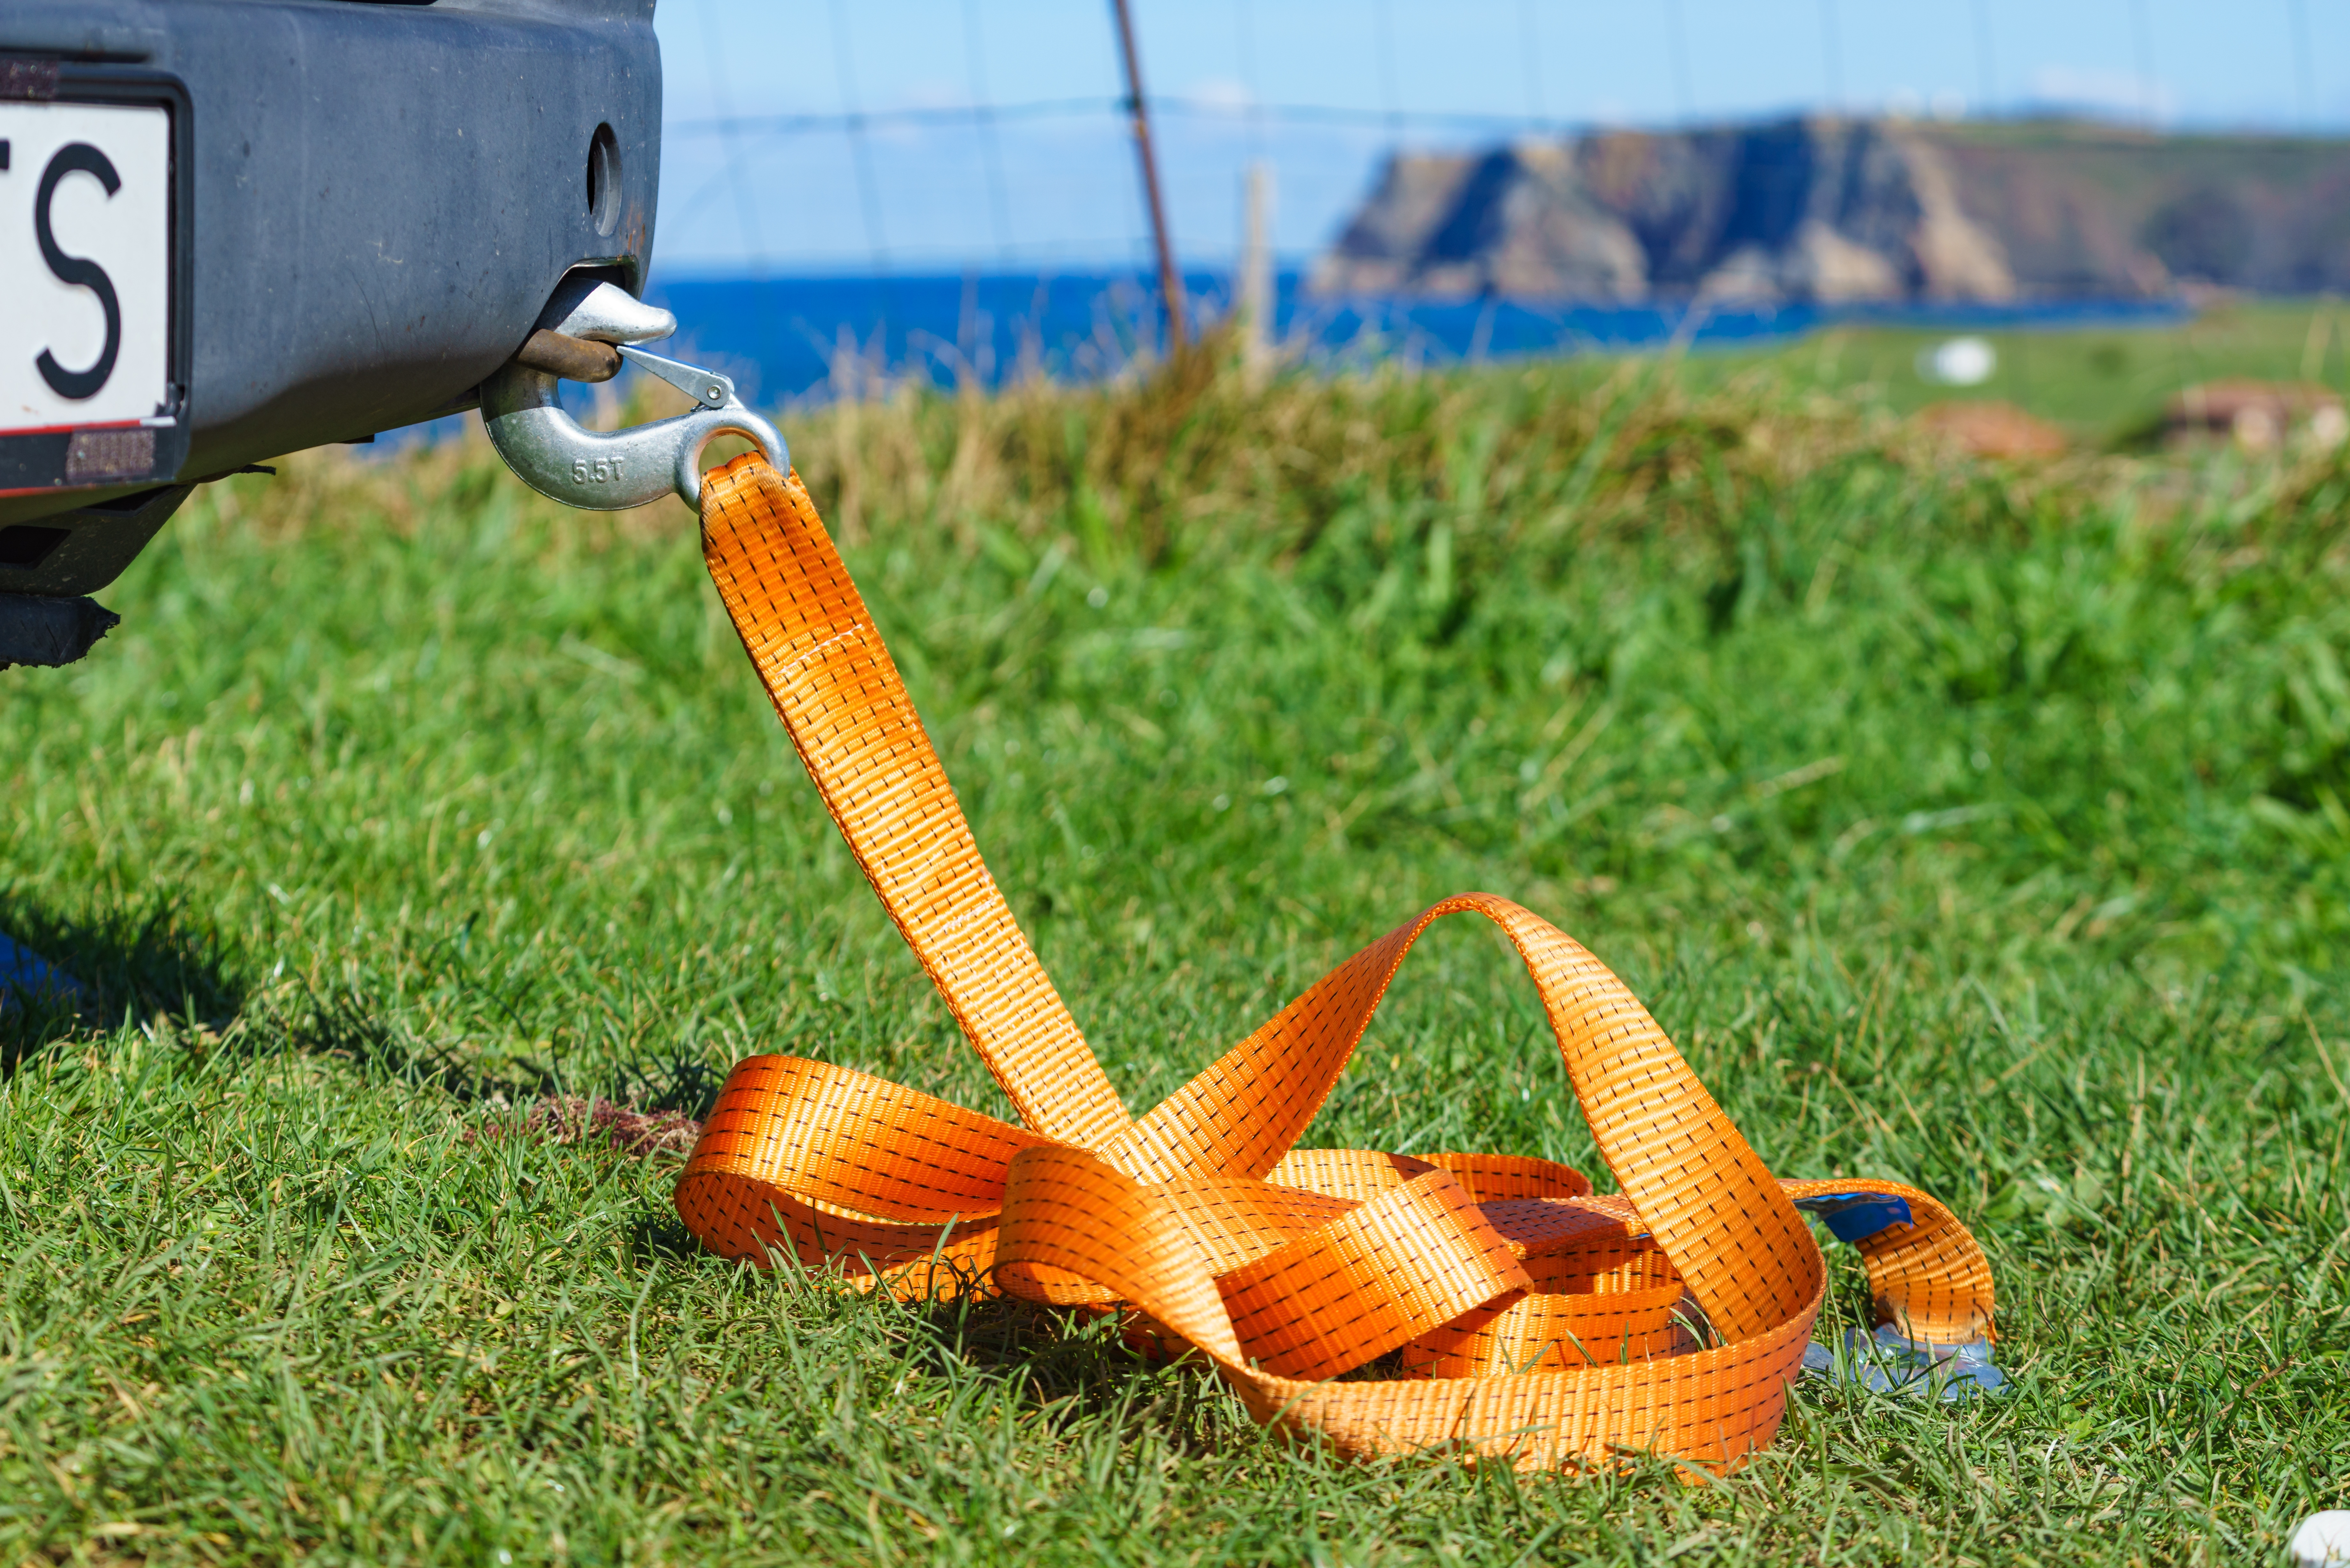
[652,0,2349,275]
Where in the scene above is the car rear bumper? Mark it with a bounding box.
[1,0,661,590]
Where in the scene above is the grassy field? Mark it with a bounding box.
[3,350,2348,1565]
[1700,297,2350,444]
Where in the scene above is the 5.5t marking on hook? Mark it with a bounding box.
[480,281,785,509]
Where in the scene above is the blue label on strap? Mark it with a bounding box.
[1792,1192,1915,1243]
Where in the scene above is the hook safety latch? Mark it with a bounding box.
[481,281,787,509]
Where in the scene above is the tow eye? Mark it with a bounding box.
[481,281,787,509]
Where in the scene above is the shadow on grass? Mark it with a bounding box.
[626,1213,704,1267]
[262,977,566,1106]
[255,919,732,1116]
[612,1050,730,1121]
[0,898,243,1075]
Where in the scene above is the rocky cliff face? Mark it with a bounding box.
[1312,117,2350,303]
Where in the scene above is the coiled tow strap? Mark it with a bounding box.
[673,455,1995,1474]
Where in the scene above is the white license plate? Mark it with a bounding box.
[1,97,173,449]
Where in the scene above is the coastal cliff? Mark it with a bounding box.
[1312,117,2350,303]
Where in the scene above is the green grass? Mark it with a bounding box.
[1688,297,2350,444]
[3,354,2347,1565]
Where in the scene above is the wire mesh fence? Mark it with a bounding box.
[634,0,2339,403]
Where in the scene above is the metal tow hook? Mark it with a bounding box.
[481,280,786,509]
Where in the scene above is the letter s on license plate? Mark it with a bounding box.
[1,72,188,497]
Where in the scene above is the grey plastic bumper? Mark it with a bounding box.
[0,0,662,596]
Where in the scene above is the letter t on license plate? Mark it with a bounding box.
[1,67,191,498]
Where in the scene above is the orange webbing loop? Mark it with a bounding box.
[674,455,1995,1473]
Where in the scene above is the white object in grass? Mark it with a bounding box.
[2293,1513,2350,1566]
[1919,336,1997,387]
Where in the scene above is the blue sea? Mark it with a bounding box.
[639,270,2189,407]
[375,270,2189,451]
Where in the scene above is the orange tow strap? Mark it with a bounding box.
[674,455,1995,1474]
